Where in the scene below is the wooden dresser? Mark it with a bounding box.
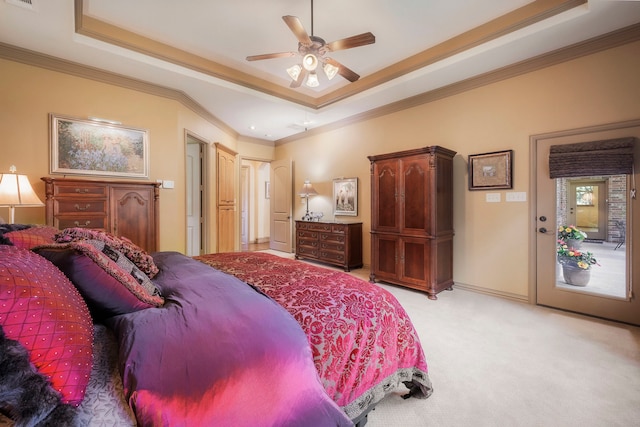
[295,220,363,271]
[42,177,160,252]
[368,146,456,299]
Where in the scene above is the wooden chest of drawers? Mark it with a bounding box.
[295,220,363,271]
[42,177,160,252]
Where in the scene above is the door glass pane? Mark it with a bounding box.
[556,175,627,298]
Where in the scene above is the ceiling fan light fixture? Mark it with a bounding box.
[302,53,318,71]
[323,62,339,80]
[287,64,302,81]
[306,72,319,88]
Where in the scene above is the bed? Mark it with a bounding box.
[0,224,432,426]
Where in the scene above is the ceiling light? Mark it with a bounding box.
[287,64,302,81]
[302,54,318,71]
[306,72,319,88]
[323,62,339,80]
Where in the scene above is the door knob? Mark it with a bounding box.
[539,216,547,222]
[538,227,547,233]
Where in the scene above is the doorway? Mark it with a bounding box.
[186,133,207,256]
[568,180,607,240]
[239,159,272,251]
[532,120,640,325]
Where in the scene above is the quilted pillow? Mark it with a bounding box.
[4,225,58,250]
[0,245,93,406]
[55,228,159,278]
[0,223,31,245]
[34,240,164,321]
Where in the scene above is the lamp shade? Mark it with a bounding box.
[299,180,318,197]
[0,171,44,223]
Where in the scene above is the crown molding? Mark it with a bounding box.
[276,23,640,145]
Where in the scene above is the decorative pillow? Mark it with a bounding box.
[0,223,31,245]
[0,245,93,407]
[34,240,164,321]
[55,228,159,278]
[4,225,58,250]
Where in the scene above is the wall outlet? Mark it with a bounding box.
[162,180,175,189]
[486,193,501,203]
[506,192,526,202]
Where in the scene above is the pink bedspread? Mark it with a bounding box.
[194,252,433,421]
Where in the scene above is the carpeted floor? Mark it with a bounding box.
[267,252,640,427]
[361,280,640,427]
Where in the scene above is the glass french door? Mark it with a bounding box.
[534,122,640,325]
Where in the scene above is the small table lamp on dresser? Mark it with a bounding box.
[299,179,318,221]
[0,166,44,224]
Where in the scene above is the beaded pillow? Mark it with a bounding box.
[0,245,93,406]
[55,228,159,278]
[35,240,164,321]
[4,225,58,250]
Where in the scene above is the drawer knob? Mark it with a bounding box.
[73,220,91,227]
[75,188,90,193]
[74,203,91,211]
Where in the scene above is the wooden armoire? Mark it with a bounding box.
[368,146,456,300]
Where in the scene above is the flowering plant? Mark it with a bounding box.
[557,243,598,270]
[557,225,587,243]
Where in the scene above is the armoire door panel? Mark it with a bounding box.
[373,235,398,279]
[374,160,400,231]
[403,159,428,232]
[401,239,429,284]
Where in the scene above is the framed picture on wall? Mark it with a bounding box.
[50,114,149,179]
[468,150,513,190]
[333,177,358,216]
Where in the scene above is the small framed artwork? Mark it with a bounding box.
[333,177,358,216]
[468,150,513,190]
[265,181,270,199]
[50,114,149,179]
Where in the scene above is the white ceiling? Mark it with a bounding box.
[1,0,639,142]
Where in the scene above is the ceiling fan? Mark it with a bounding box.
[246,0,375,88]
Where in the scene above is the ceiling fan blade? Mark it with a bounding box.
[283,15,313,46]
[326,32,375,52]
[290,68,308,88]
[325,58,360,82]
[246,52,297,61]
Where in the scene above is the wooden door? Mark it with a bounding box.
[270,158,292,252]
[215,144,237,253]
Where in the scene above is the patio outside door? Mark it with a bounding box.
[533,121,640,326]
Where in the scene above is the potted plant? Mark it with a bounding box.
[557,243,598,286]
[557,225,587,249]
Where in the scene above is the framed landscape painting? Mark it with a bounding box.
[50,114,149,178]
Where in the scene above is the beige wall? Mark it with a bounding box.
[1,40,638,300]
[276,40,640,298]
[0,58,268,252]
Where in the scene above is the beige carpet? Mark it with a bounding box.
[363,282,640,427]
[265,252,640,427]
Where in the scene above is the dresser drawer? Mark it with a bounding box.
[319,250,346,264]
[53,182,108,198]
[55,200,107,215]
[306,222,332,232]
[296,246,318,258]
[55,216,108,230]
[320,232,346,245]
[297,236,318,248]
[320,241,345,252]
[297,230,318,240]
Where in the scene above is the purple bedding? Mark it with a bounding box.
[106,252,352,427]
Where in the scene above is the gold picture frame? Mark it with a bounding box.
[50,114,149,179]
[468,150,513,190]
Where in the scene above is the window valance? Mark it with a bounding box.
[549,137,635,178]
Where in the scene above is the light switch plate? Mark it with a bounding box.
[486,193,501,203]
[506,192,526,202]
